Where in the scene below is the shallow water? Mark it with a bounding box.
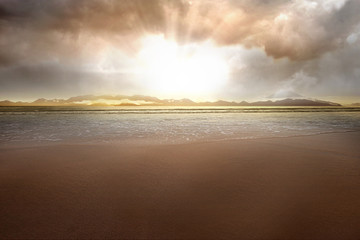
[1,106,360,145]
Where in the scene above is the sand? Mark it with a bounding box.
[1,132,360,239]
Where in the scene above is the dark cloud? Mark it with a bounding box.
[1,0,360,64]
[257,0,360,60]
[0,0,359,101]
[0,0,176,66]
[0,0,168,33]
[0,4,13,19]
[0,62,138,99]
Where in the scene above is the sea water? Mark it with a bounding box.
[0,106,360,146]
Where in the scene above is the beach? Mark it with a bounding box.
[1,131,360,239]
[2,0,360,238]
[1,0,360,237]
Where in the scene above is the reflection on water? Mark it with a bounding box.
[1,106,360,145]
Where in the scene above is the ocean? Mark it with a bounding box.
[1,106,360,146]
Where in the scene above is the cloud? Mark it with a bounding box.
[0,0,359,100]
[223,0,360,60]
[0,62,138,100]
[1,0,360,65]
[259,70,317,99]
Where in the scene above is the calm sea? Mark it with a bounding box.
[1,106,360,146]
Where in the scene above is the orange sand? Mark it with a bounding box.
[1,132,360,239]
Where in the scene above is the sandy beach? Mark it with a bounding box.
[1,131,360,239]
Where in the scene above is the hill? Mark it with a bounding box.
[0,95,342,107]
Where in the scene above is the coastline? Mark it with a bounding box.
[1,131,360,239]
[1,128,359,149]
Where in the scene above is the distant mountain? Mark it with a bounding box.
[247,98,341,106]
[351,103,360,106]
[0,95,341,107]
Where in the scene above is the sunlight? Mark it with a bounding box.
[138,35,229,98]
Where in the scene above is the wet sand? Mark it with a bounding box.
[1,132,360,239]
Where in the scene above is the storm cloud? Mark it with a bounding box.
[0,0,359,102]
[1,0,360,62]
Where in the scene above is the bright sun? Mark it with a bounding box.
[138,35,229,99]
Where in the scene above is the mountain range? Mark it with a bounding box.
[0,95,342,106]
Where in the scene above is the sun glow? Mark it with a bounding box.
[138,35,229,98]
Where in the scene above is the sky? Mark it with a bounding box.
[0,0,360,103]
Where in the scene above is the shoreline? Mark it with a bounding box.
[1,128,360,150]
